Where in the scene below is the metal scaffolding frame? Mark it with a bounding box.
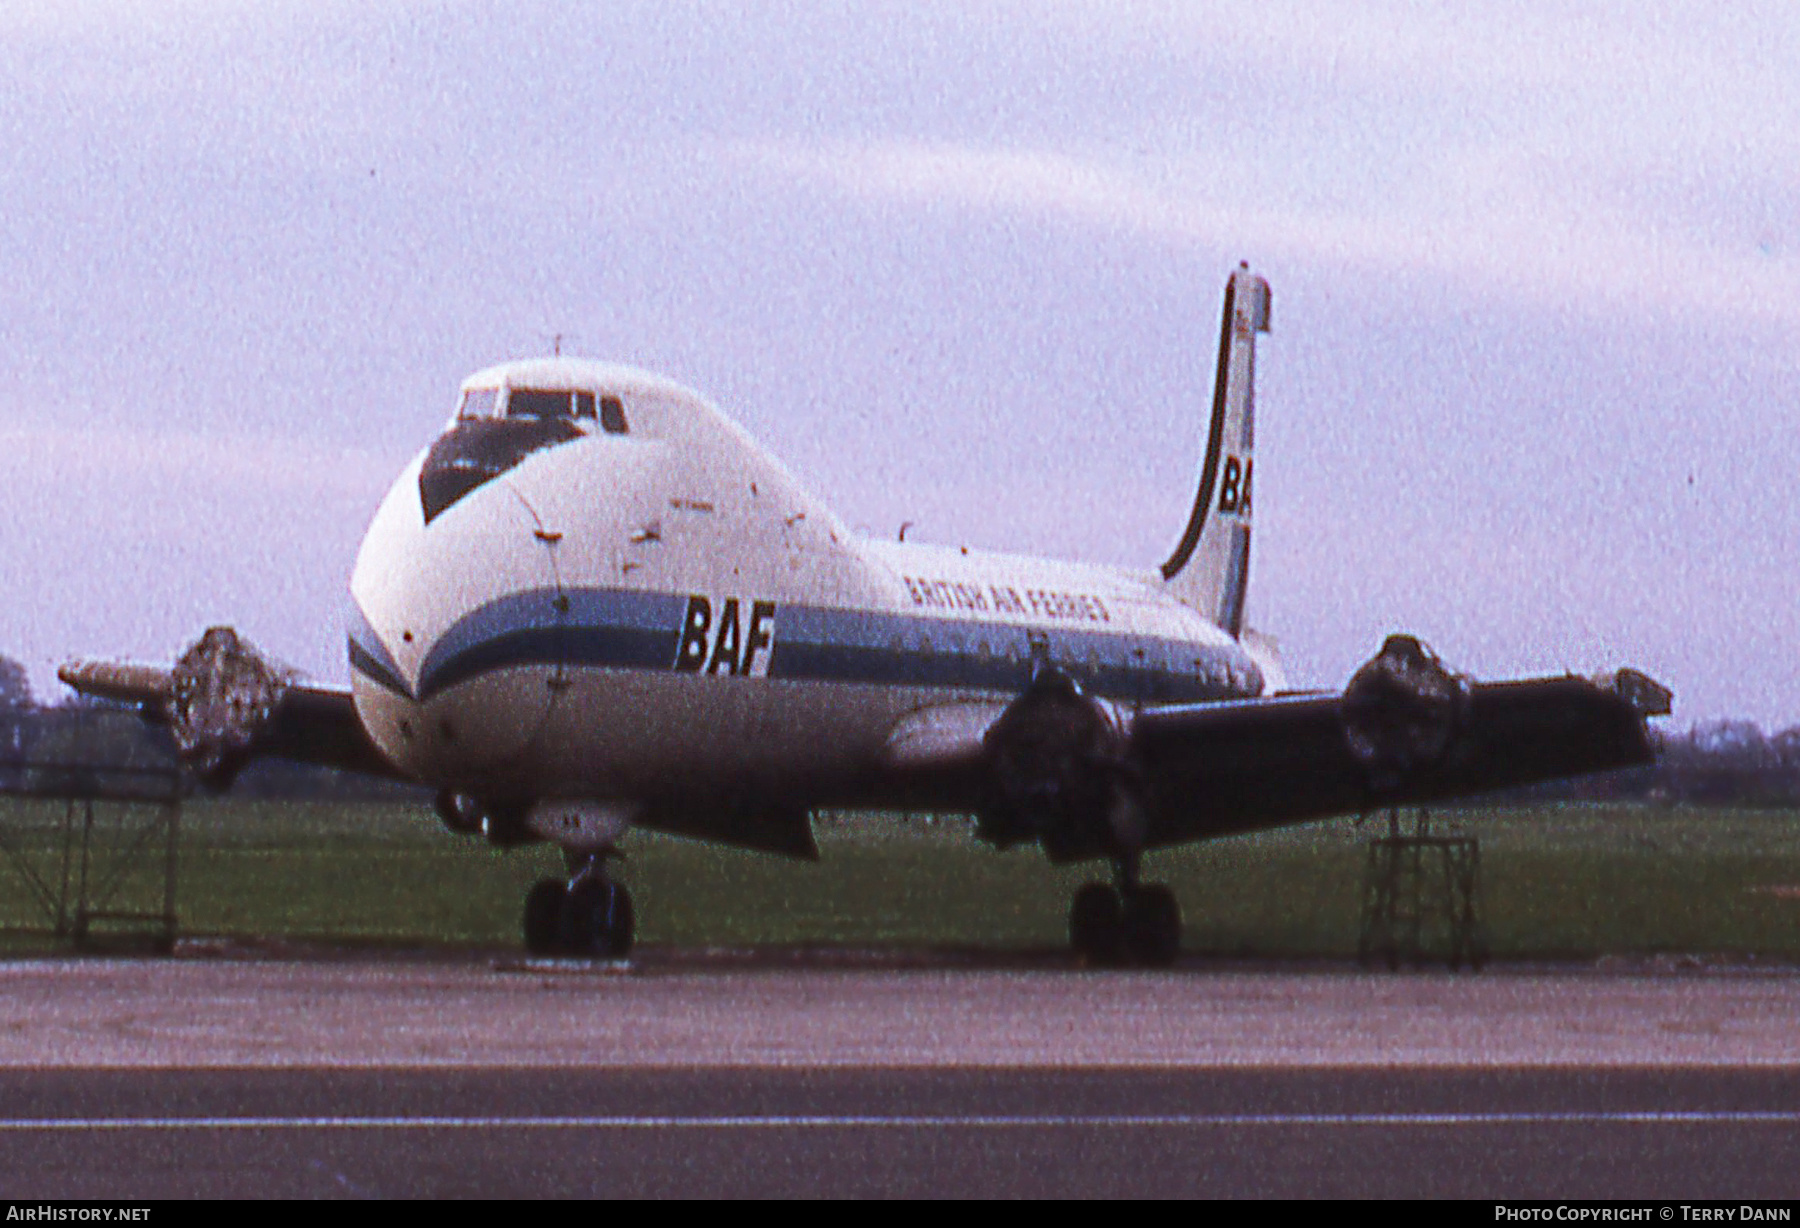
[0,758,185,951]
[1357,806,1486,971]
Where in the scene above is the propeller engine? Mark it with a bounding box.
[976,665,1141,860]
[166,626,291,785]
[1340,633,1471,792]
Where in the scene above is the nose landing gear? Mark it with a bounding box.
[522,854,635,958]
[1069,856,1182,967]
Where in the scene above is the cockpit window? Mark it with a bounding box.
[507,388,575,418]
[458,387,499,419]
[485,386,628,432]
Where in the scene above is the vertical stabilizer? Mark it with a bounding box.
[1160,263,1270,636]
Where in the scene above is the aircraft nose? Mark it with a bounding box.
[352,445,563,700]
[349,448,568,776]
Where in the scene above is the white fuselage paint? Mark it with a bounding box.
[347,360,1266,817]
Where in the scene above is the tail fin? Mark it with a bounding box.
[1160,263,1270,636]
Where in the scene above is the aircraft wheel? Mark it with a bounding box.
[1121,884,1182,968]
[523,878,567,955]
[1069,882,1123,966]
[561,878,635,960]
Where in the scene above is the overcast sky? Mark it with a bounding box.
[2,1,1796,726]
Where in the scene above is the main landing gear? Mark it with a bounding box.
[523,854,635,959]
[1069,856,1182,967]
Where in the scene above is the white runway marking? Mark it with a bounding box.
[2,1111,1797,1131]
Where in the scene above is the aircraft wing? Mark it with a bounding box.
[1129,672,1655,850]
[59,627,402,783]
[875,637,1664,862]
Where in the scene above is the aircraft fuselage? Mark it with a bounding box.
[346,360,1265,827]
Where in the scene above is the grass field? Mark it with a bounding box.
[3,798,1800,958]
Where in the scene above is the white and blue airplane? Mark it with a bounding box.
[62,265,1664,964]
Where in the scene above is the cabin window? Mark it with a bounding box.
[600,395,628,434]
[575,391,596,419]
[458,387,499,419]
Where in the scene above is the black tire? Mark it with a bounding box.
[562,879,635,960]
[602,882,635,959]
[1122,884,1182,968]
[523,878,567,955]
[1069,882,1122,966]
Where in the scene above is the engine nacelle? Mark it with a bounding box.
[433,789,485,835]
[1340,633,1470,791]
[977,665,1136,857]
[430,791,539,846]
[167,626,290,785]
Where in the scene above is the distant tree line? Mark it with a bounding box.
[1633,721,1800,806]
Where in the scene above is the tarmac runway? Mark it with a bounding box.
[2,950,1798,1198]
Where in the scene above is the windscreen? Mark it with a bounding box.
[419,414,584,522]
[507,388,574,418]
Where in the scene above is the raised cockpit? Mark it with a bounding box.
[409,355,850,557]
[419,363,649,524]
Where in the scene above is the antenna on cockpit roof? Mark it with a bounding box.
[543,332,580,357]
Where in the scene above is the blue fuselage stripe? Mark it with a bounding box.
[351,588,1245,704]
